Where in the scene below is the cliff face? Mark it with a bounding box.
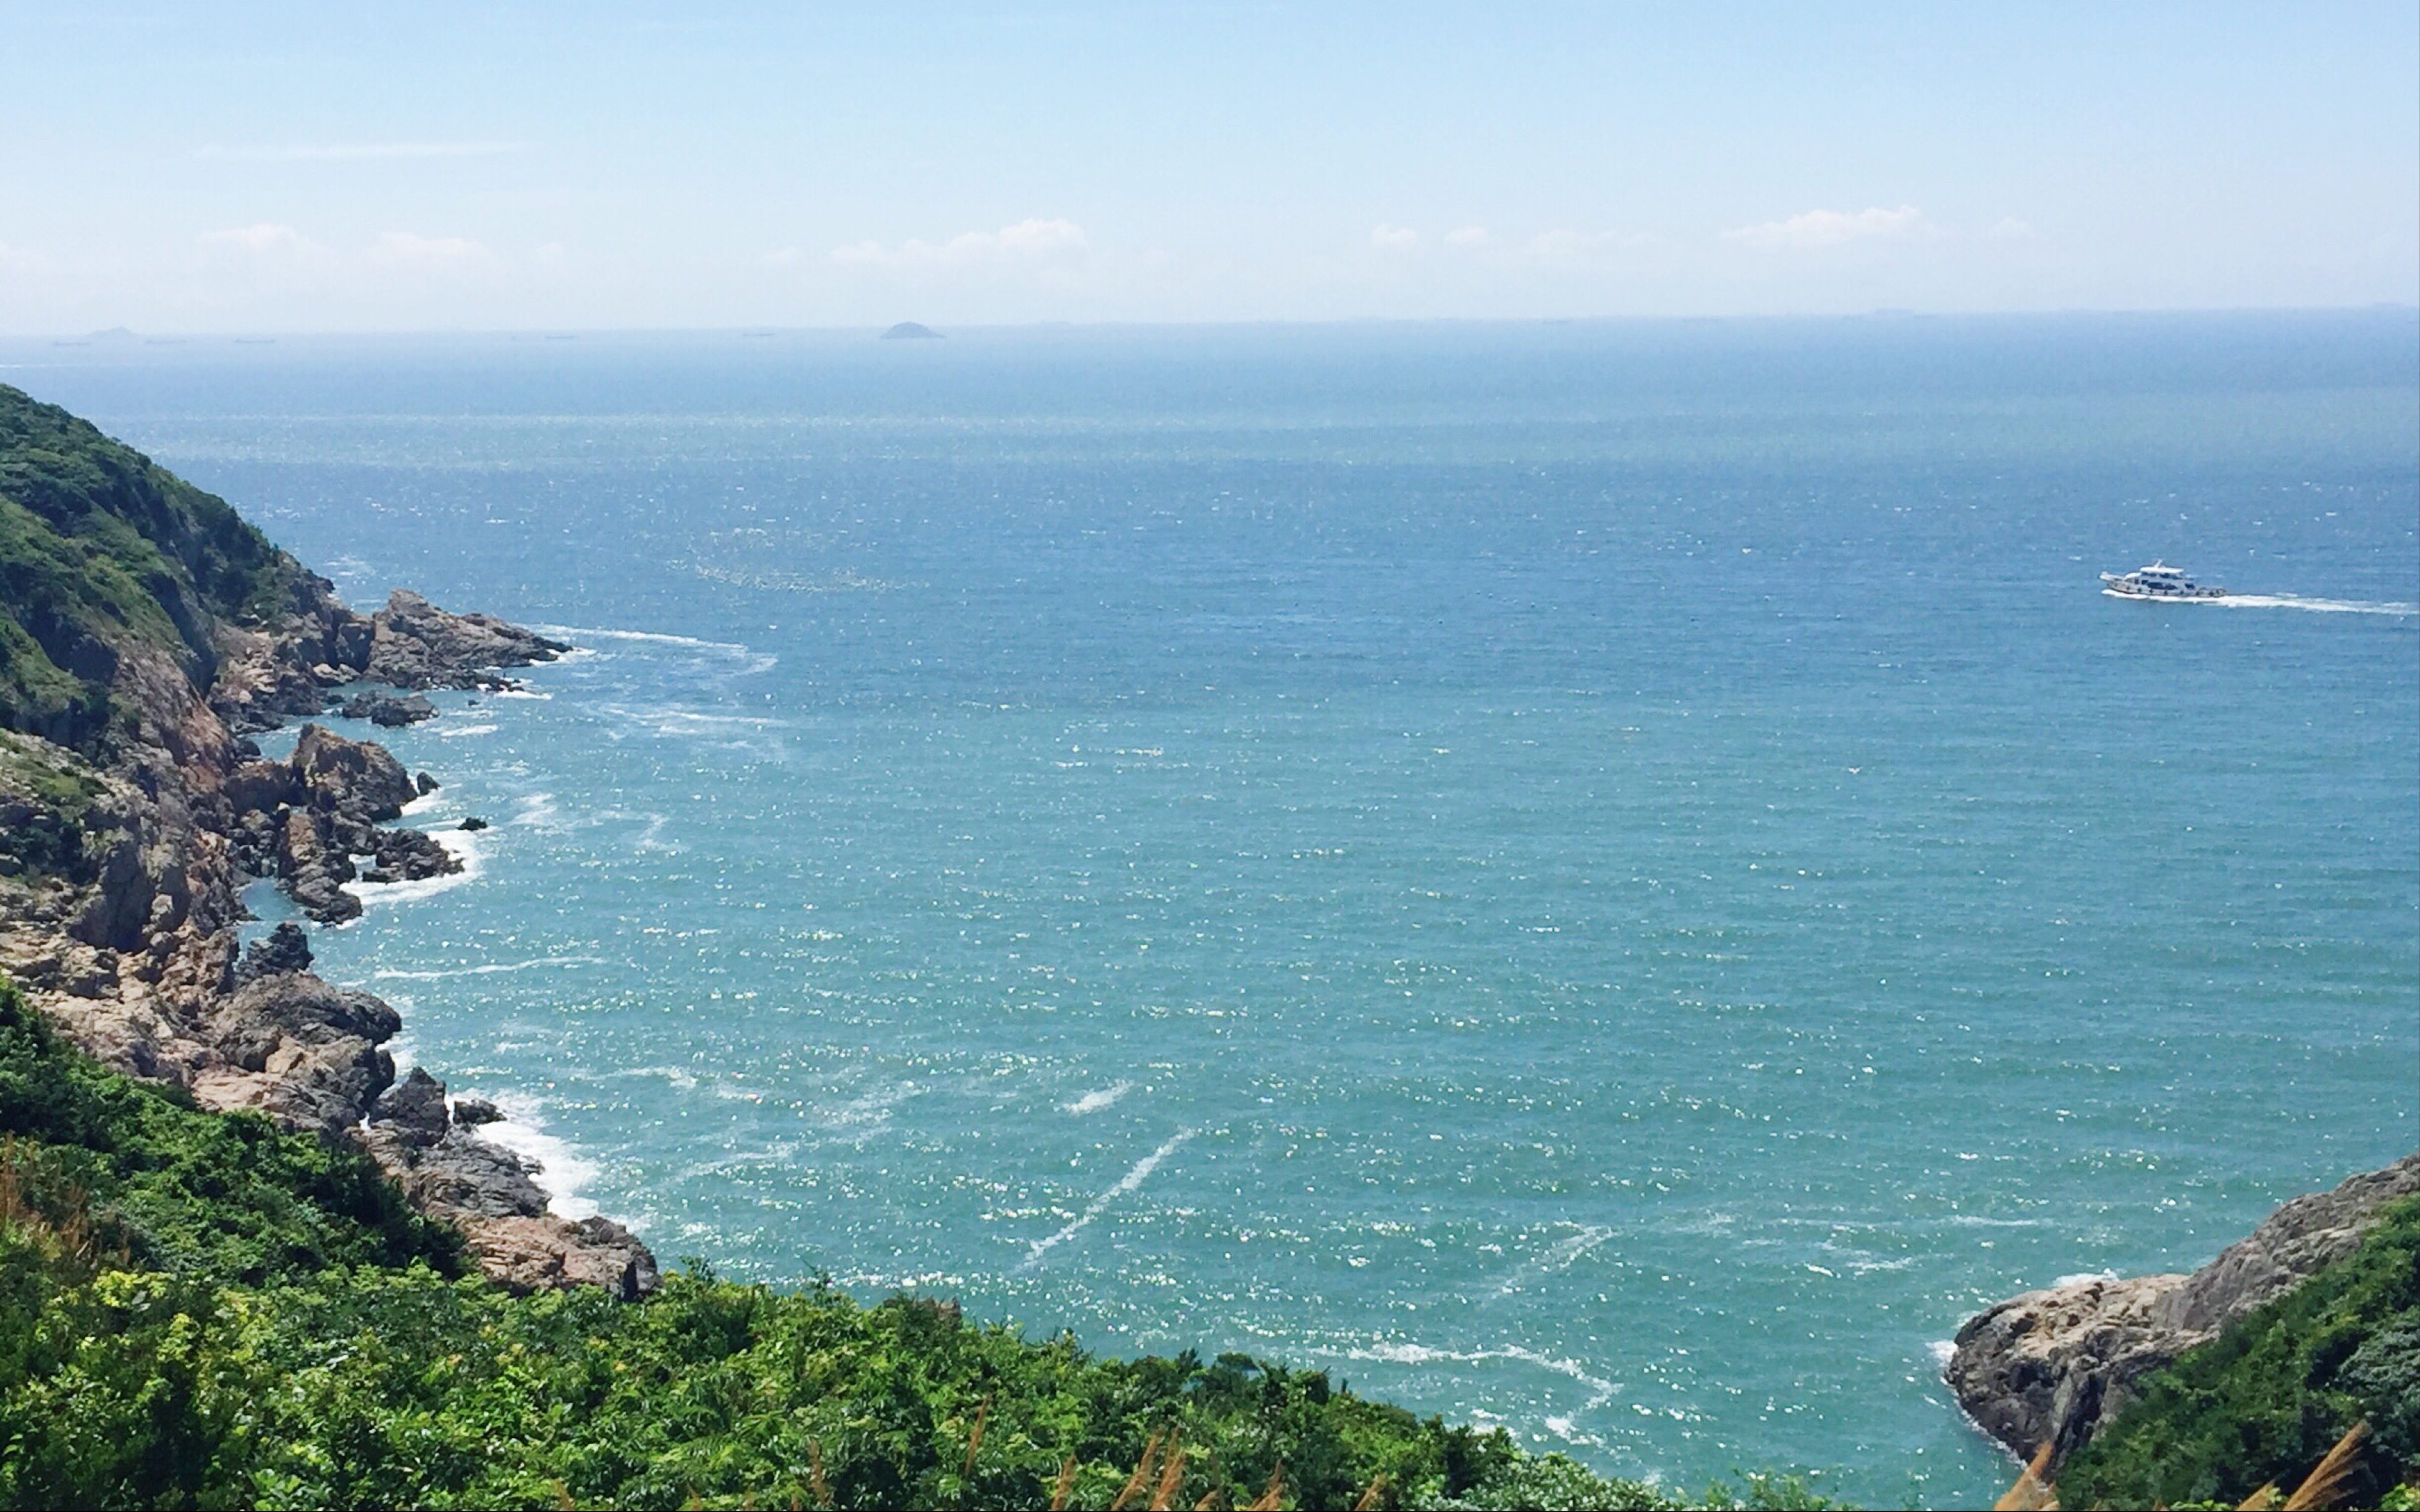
[1947,1153,2420,1465]
[0,382,653,1299]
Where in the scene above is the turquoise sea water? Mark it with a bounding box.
[9,315,2416,1506]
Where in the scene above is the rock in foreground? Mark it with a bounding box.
[1947,1153,2420,1464]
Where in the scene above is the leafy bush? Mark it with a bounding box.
[0,384,303,748]
[0,978,461,1285]
[2057,1196,2420,1510]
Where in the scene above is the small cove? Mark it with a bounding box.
[20,314,2416,1506]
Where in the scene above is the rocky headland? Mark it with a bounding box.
[1946,1152,2420,1468]
[0,382,653,1298]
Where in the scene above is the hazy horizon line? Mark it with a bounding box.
[8,303,2417,346]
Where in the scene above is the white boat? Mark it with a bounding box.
[2101,561,2226,600]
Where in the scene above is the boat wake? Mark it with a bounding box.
[2104,589,2416,616]
[2210,593,2417,617]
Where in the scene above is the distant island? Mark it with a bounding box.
[881,321,943,340]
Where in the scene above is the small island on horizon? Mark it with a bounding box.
[881,321,944,340]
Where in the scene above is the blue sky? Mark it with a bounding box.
[3,2,2414,330]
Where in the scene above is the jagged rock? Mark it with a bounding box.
[370,1065,452,1142]
[415,771,439,795]
[192,970,403,1134]
[1948,1153,2420,1465]
[277,808,360,924]
[229,808,280,876]
[226,968,401,1044]
[235,921,312,982]
[371,827,460,883]
[454,1212,661,1301]
[192,1035,395,1135]
[224,758,299,813]
[452,1094,503,1125]
[292,723,416,823]
[342,691,439,727]
[64,950,119,998]
[459,816,488,832]
[363,1120,546,1216]
[365,590,567,691]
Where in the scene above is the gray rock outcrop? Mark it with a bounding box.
[1947,1153,2420,1465]
[222,723,458,923]
[234,920,313,982]
[362,1066,659,1300]
[0,567,652,1299]
[452,1094,503,1126]
[364,589,568,691]
[342,691,438,726]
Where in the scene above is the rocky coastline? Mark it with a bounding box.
[1946,1152,2420,1468]
[0,571,658,1298]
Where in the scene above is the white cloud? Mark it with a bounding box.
[985,218,1087,256]
[195,141,526,162]
[200,222,305,253]
[1444,225,1491,248]
[1724,205,1933,250]
[1370,224,1420,251]
[369,231,490,267]
[830,217,1089,267]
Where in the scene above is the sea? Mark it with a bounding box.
[8,313,2415,1508]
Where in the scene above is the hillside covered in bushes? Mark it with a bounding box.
[0,975,1840,1511]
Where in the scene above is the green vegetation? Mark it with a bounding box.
[0,976,462,1287]
[2057,1197,2420,1510]
[0,729,108,880]
[0,973,1837,1510]
[0,383,301,748]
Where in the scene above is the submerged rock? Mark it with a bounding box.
[1947,1153,2420,1465]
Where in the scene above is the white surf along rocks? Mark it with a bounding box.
[0,565,656,1299]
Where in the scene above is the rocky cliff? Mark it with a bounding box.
[1946,1153,2420,1466]
[0,382,652,1298]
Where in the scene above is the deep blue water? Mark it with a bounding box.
[9,314,2416,1506]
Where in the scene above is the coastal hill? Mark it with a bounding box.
[0,382,651,1295]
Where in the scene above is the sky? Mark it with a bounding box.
[2,2,2414,332]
